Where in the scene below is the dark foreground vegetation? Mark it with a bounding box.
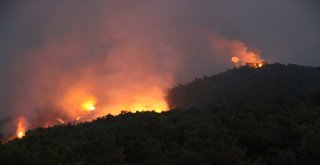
[1,64,320,165]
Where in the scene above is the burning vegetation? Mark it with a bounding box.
[2,35,266,142]
[231,56,266,68]
[246,62,267,68]
[2,30,266,143]
[16,117,26,139]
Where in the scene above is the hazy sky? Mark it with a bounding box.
[0,0,319,121]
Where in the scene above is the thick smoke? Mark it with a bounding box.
[0,0,319,137]
[2,1,186,136]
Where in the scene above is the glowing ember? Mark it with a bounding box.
[231,56,240,63]
[16,117,26,139]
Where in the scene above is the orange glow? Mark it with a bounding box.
[231,56,240,63]
[128,102,167,113]
[112,99,167,114]
[247,62,266,68]
[56,84,168,124]
[95,86,169,116]
[56,118,65,124]
[17,131,24,139]
[16,117,26,139]
[58,87,97,119]
[82,100,96,111]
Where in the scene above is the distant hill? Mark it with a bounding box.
[167,63,320,109]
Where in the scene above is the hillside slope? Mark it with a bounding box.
[167,63,320,109]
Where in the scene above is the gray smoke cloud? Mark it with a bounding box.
[0,0,319,136]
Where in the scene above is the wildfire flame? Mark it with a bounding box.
[57,87,98,121]
[94,86,169,116]
[231,56,265,68]
[211,34,265,68]
[56,118,65,124]
[82,100,96,111]
[246,62,266,68]
[231,56,240,63]
[16,117,26,139]
[120,100,168,113]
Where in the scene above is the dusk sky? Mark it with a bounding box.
[0,0,319,132]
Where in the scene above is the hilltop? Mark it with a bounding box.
[168,63,320,109]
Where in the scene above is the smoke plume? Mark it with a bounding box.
[210,34,264,66]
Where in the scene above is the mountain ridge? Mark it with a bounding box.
[168,63,320,109]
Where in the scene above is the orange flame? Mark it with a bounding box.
[247,62,266,68]
[95,86,169,116]
[58,87,98,120]
[82,100,96,111]
[231,56,240,63]
[56,118,65,124]
[16,117,26,139]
